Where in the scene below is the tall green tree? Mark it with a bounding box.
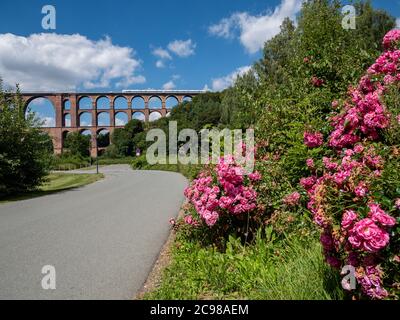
[0,80,53,195]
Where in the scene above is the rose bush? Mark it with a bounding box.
[298,30,400,299]
[182,154,263,246]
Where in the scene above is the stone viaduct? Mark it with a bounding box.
[21,90,204,157]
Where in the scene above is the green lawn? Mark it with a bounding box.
[0,172,104,203]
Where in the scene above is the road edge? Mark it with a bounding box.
[133,202,186,300]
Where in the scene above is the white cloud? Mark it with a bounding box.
[209,0,301,53]
[155,60,165,68]
[149,112,162,122]
[115,118,126,126]
[39,115,55,127]
[162,80,176,90]
[211,65,251,91]
[167,39,196,57]
[152,47,172,60]
[0,33,146,91]
[203,84,210,91]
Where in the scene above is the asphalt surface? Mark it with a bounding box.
[0,165,188,299]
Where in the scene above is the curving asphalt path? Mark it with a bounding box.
[0,165,188,300]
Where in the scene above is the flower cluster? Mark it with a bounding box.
[184,155,261,228]
[298,30,400,300]
[283,192,301,206]
[327,32,400,149]
[311,76,324,87]
[303,131,324,148]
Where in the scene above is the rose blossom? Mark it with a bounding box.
[304,132,324,148]
[248,171,262,181]
[368,203,396,227]
[349,218,390,252]
[283,192,301,206]
[341,210,358,230]
[354,182,368,197]
[306,158,315,169]
[395,198,400,210]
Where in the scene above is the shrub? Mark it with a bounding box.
[298,31,400,299]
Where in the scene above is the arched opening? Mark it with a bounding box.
[166,96,178,109]
[97,96,110,109]
[114,96,128,109]
[80,129,92,136]
[62,130,70,148]
[97,129,110,148]
[115,112,128,126]
[79,112,92,127]
[64,99,71,110]
[149,111,162,122]
[97,112,110,126]
[182,96,192,103]
[64,113,71,127]
[148,96,162,109]
[25,97,56,128]
[78,96,92,110]
[132,112,145,121]
[132,96,145,109]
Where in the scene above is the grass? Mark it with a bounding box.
[143,227,344,300]
[0,172,104,203]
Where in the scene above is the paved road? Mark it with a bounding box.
[0,165,188,299]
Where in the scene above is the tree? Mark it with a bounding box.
[0,80,53,195]
[64,132,91,157]
[108,119,144,156]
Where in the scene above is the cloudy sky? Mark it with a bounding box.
[0,0,398,94]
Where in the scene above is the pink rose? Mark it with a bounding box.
[283,192,301,206]
[304,132,324,148]
[354,182,368,197]
[248,171,262,181]
[395,198,400,210]
[341,210,358,230]
[350,218,390,252]
[306,158,315,169]
[368,203,396,227]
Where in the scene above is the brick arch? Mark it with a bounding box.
[63,112,71,127]
[97,111,110,126]
[23,95,56,114]
[131,95,145,109]
[113,96,129,109]
[78,96,93,109]
[165,95,179,109]
[96,96,110,109]
[148,95,162,109]
[132,111,145,121]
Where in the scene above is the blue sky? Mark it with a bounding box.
[0,0,399,94]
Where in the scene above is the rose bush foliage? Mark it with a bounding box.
[299,30,400,299]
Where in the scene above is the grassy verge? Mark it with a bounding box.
[143,227,344,300]
[0,172,104,203]
[131,155,202,180]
